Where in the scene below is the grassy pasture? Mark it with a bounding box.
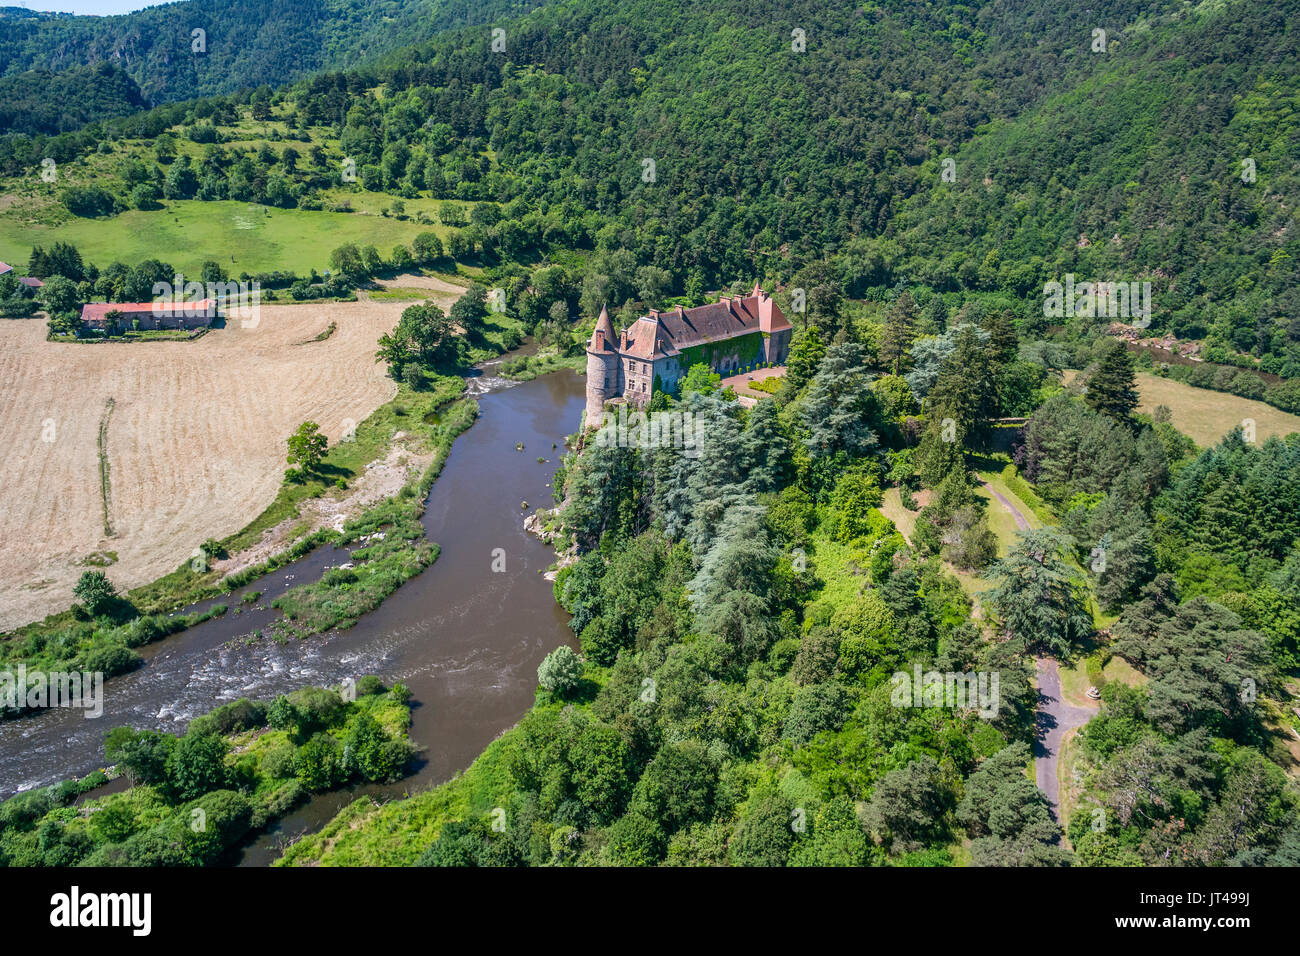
[1063,369,1300,447]
[0,200,454,277]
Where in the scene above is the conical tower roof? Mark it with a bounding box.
[588,303,616,352]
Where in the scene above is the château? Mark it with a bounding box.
[584,282,793,423]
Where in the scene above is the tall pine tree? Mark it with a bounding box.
[1084,340,1139,422]
[879,290,919,374]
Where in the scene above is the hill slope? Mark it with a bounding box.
[2,0,1297,373]
[0,0,546,109]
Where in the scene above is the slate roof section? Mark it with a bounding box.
[620,286,790,360]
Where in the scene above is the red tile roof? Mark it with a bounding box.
[0,262,11,275]
[621,286,789,359]
[80,300,216,324]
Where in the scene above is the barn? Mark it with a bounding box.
[80,299,218,332]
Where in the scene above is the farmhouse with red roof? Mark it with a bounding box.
[585,282,792,423]
[80,299,217,331]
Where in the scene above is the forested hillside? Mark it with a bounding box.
[0,0,544,110]
[4,0,1295,374]
[1,0,1298,872]
[0,61,146,136]
[277,322,1300,867]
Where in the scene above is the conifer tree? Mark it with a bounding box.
[984,528,1092,655]
[1084,340,1139,422]
[879,290,919,374]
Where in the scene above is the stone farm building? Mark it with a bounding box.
[80,299,217,332]
[585,282,793,423]
[0,260,43,288]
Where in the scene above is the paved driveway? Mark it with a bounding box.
[1034,657,1099,826]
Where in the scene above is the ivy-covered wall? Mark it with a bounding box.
[674,331,766,374]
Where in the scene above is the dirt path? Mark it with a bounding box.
[983,480,1031,532]
[213,434,437,580]
[1034,657,1098,826]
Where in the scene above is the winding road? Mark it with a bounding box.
[980,479,1098,826]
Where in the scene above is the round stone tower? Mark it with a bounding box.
[585,304,619,428]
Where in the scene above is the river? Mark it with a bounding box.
[0,364,585,864]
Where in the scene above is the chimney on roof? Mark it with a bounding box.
[751,280,764,299]
[589,303,616,352]
[758,292,787,333]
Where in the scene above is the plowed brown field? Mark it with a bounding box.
[0,299,431,631]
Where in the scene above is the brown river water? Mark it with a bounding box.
[0,362,585,864]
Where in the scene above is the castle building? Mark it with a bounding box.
[585,282,793,424]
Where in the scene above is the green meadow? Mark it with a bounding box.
[0,200,454,277]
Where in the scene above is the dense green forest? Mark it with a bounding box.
[277,311,1300,867]
[0,61,146,136]
[4,0,1297,376]
[0,0,544,111]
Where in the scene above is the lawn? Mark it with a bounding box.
[0,200,454,277]
[881,469,1052,614]
[974,478,1031,550]
[1063,370,1300,448]
[878,487,918,544]
[1057,728,1089,844]
[1060,653,1147,707]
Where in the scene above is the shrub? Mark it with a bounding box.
[73,570,118,616]
[354,675,386,697]
[601,812,665,866]
[295,733,344,791]
[782,681,850,745]
[322,567,359,587]
[204,698,268,735]
[82,642,141,678]
[163,733,230,802]
[61,185,117,217]
[537,645,583,696]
